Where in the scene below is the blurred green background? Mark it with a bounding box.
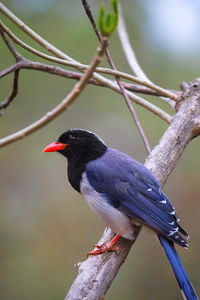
[1,1,199,299]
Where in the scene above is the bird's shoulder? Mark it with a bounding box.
[86,148,160,189]
[85,147,176,219]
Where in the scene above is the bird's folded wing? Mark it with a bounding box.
[85,149,187,245]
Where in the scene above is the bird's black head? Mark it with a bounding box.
[43,129,107,164]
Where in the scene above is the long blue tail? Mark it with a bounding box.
[158,235,199,300]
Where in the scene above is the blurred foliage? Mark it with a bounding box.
[0,1,199,300]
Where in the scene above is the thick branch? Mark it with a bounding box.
[65,79,200,300]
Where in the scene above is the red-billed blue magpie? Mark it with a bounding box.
[43,129,199,300]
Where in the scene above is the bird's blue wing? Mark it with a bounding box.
[85,148,188,247]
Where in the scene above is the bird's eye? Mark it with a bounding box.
[69,134,76,141]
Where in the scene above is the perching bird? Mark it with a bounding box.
[43,129,199,300]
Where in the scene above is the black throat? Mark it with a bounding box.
[67,141,107,192]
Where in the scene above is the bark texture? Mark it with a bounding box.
[65,79,200,300]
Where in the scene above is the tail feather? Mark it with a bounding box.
[158,235,199,300]
[178,224,189,238]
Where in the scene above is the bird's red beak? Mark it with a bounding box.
[42,142,67,152]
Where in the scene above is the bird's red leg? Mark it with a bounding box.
[87,234,121,256]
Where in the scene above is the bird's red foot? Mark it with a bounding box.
[87,244,120,255]
[87,234,121,256]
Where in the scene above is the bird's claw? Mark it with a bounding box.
[87,243,120,256]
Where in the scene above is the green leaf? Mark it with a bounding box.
[98,0,118,36]
[98,4,105,34]
[105,14,112,29]
[112,0,118,15]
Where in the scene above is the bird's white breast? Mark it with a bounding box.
[80,173,134,240]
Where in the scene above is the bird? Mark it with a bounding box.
[43,129,199,300]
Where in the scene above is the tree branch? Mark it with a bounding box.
[65,79,200,300]
[0,30,22,110]
[0,19,177,101]
[0,35,172,124]
[118,3,150,81]
[0,3,172,152]
[82,0,151,154]
[0,2,74,62]
[0,59,180,98]
[0,58,174,123]
[0,29,21,60]
[117,3,175,108]
[0,38,108,147]
[0,6,175,124]
[0,69,20,110]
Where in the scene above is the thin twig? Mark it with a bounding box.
[0,20,177,102]
[0,4,177,102]
[0,69,20,110]
[0,58,180,96]
[0,3,176,116]
[105,52,152,155]
[0,2,74,62]
[0,9,172,123]
[0,38,108,147]
[118,3,150,81]
[0,29,21,60]
[0,59,179,98]
[124,83,180,97]
[80,2,176,102]
[0,23,172,123]
[117,3,176,108]
[0,62,22,78]
[82,0,100,40]
[0,20,76,64]
[0,55,172,124]
[102,69,177,101]
[82,0,151,154]
[0,20,177,100]
[0,60,150,94]
[0,30,22,110]
[117,82,152,153]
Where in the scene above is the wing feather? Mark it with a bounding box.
[86,148,188,247]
